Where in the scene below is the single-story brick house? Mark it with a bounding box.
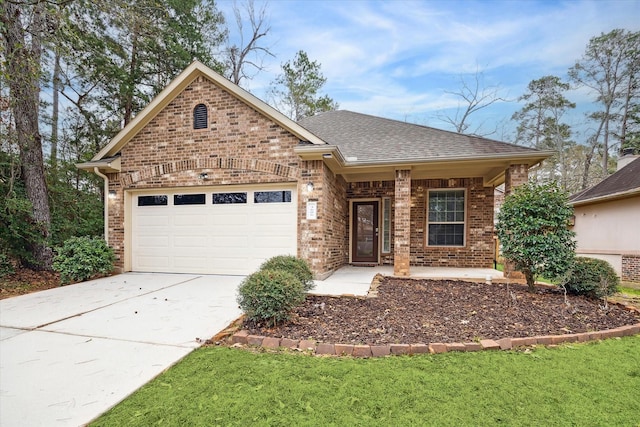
[78,61,551,278]
[569,154,640,282]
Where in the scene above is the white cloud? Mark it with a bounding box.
[220,0,639,142]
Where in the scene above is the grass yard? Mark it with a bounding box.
[92,336,640,426]
[620,286,640,296]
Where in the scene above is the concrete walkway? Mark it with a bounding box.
[312,265,504,296]
[0,266,502,426]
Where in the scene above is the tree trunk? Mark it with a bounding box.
[602,106,611,174]
[619,72,633,153]
[123,22,140,126]
[1,1,53,269]
[51,48,61,169]
[524,269,536,292]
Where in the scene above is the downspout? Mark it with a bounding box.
[94,167,109,244]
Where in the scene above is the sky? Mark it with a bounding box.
[218,0,640,142]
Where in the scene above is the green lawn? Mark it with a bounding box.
[495,263,554,284]
[620,286,640,296]
[92,336,640,426]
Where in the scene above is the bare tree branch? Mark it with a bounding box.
[437,65,510,136]
[225,0,274,86]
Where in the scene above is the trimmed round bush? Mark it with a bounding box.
[564,257,619,299]
[237,269,306,326]
[259,255,315,292]
[53,236,115,284]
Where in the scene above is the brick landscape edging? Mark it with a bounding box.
[229,301,640,357]
[230,322,640,356]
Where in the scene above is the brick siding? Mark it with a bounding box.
[394,170,412,275]
[298,160,348,276]
[105,74,340,276]
[622,255,640,282]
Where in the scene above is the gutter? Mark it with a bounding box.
[570,188,640,207]
[294,145,554,167]
[93,167,109,244]
[338,150,556,167]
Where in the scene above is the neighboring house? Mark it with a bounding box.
[78,61,551,278]
[569,155,640,282]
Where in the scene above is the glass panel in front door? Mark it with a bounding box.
[353,202,378,262]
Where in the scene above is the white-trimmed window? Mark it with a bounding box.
[427,189,465,246]
[382,197,391,253]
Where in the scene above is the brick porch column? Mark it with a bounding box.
[504,164,528,195]
[394,169,411,276]
[503,164,529,278]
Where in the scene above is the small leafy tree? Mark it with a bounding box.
[268,50,338,120]
[496,181,576,291]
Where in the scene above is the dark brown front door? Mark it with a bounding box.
[352,201,379,263]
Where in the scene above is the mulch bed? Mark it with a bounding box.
[242,277,640,345]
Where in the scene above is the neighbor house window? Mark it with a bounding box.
[382,197,391,253]
[193,104,208,129]
[427,190,465,246]
[254,191,291,203]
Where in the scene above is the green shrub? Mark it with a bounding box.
[0,252,15,278]
[563,257,619,299]
[53,236,115,284]
[259,255,315,292]
[496,181,575,291]
[237,269,306,326]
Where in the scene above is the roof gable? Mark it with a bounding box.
[570,157,640,205]
[91,61,326,161]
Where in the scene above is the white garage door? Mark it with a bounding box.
[131,186,297,275]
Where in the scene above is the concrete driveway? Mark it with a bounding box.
[0,273,243,427]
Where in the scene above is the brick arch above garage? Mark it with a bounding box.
[120,157,300,186]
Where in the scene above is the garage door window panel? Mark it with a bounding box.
[138,195,168,206]
[174,194,206,205]
[212,192,247,204]
[254,190,291,203]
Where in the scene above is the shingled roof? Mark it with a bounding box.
[570,156,640,205]
[297,110,540,162]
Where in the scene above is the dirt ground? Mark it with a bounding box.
[242,277,640,345]
[0,268,61,299]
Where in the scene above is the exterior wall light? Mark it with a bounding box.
[108,190,117,200]
[306,182,314,192]
[199,172,208,180]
